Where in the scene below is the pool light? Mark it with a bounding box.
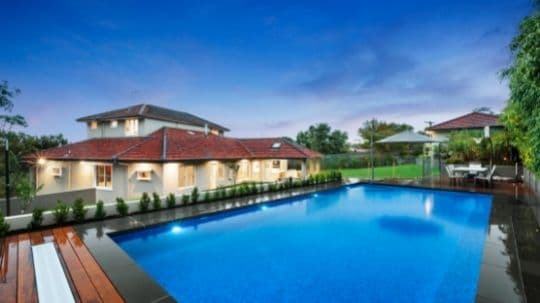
[261,205,268,211]
[171,226,183,234]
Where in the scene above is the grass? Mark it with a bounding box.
[327,164,440,180]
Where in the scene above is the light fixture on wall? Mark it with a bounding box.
[37,158,46,165]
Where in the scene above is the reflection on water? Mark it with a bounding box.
[377,215,443,236]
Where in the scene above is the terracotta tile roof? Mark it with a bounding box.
[239,138,322,159]
[30,137,147,161]
[76,104,229,132]
[31,128,321,162]
[426,112,502,131]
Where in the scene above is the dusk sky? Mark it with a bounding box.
[0,0,533,143]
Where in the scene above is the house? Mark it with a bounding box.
[28,104,321,203]
[425,111,503,140]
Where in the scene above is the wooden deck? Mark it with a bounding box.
[0,226,124,303]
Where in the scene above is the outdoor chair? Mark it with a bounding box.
[475,165,497,188]
[445,165,464,185]
[32,243,75,303]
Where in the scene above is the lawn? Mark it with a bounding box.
[330,164,440,180]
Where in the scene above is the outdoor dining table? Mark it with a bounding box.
[453,166,488,176]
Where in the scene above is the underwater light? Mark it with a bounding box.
[261,205,268,211]
[171,226,183,234]
[313,194,319,197]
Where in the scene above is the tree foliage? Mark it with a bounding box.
[0,81,27,132]
[502,2,540,174]
[296,123,349,154]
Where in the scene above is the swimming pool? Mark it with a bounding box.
[112,184,493,302]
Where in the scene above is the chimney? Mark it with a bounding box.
[204,123,209,137]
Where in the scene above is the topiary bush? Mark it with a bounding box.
[94,200,106,220]
[166,193,176,208]
[152,192,162,210]
[72,198,87,223]
[0,209,10,236]
[116,198,129,216]
[191,187,199,204]
[203,191,211,202]
[139,192,151,212]
[53,201,70,225]
[28,208,44,230]
[181,194,190,205]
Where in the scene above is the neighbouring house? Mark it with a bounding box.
[425,111,503,140]
[27,104,321,204]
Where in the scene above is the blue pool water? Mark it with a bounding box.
[113,185,493,302]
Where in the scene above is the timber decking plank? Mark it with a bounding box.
[17,233,37,303]
[0,236,18,303]
[64,227,124,303]
[42,230,54,243]
[29,232,44,246]
[52,228,102,303]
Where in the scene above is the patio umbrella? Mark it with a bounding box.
[370,131,443,180]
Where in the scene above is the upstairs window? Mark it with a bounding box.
[110,120,118,128]
[90,121,98,129]
[96,165,112,188]
[271,142,281,149]
[124,119,138,136]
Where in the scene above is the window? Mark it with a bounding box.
[90,121,98,129]
[272,160,281,169]
[252,161,260,173]
[51,167,62,177]
[96,165,112,188]
[124,119,139,136]
[110,120,118,128]
[137,170,152,181]
[238,161,249,179]
[178,165,195,188]
[271,142,281,149]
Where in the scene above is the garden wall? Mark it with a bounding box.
[0,188,97,215]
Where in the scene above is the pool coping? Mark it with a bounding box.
[73,181,536,303]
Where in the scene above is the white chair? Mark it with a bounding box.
[32,243,75,303]
[446,165,464,185]
[475,165,497,188]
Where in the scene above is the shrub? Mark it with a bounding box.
[229,186,237,197]
[28,208,44,230]
[139,192,151,212]
[219,187,226,199]
[181,194,190,205]
[53,201,70,225]
[203,191,211,202]
[166,193,176,208]
[116,198,129,216]
[152,192,162,210]
[72,198,87,223]
[191,187,199,204]
[94,200,106,219]
[0,209,10,236]
[250,182,258,194]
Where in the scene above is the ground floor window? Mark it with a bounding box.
[179,165,196,187]
[272,160,281,169]
[238,161,249,179]
[96,165,112,188]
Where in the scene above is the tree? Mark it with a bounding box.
[0,81,67,197]
[0,81,27,132]
[501,2,540,174]
[296,123,349,154]
[15,177,43,214]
